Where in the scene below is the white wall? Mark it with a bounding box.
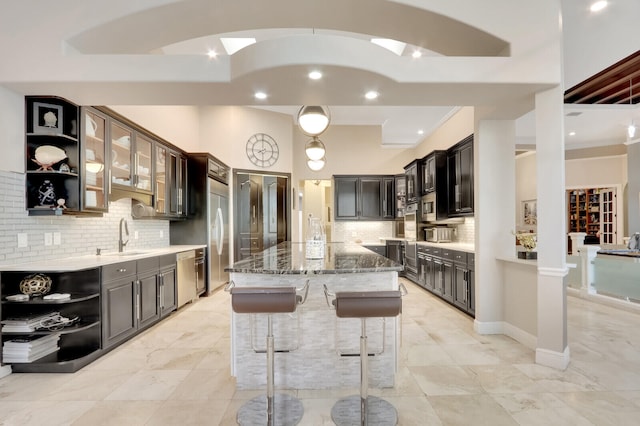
[109,105,201,152]
[0,86,24,173]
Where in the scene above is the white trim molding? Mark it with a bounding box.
[474,320,537,351]
[473,319,503,335]
[0,365,11,379]
[537,266,569,277]
[536,345,570,370]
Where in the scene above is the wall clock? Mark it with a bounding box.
[246,133,279,167]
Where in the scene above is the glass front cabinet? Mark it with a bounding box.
[81,107,108,212]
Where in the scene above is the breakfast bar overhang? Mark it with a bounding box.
[225,242,403,390]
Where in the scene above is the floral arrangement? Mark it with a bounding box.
[513,231,537,251]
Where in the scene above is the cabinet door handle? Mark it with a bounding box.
[136,280,141,321]
[118,268,127,273]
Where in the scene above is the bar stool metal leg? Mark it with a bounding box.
[237,314,304,426]
[330,317,398,426]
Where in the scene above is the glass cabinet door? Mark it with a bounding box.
[82,108,108,211]
[155,144,168,214]
[110,121,133,187]
[135,134,152,192]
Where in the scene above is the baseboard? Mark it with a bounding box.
[473,319,503,335]
[536,345,570,370]
[502,322,537,350]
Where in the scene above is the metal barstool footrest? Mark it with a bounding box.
[331,395,398,426]
[238,393,304,426]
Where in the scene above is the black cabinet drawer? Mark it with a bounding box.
[102,260,136,281]
[137,256,159,273]
[159,253,176,269]
[467,254,475,269]
[431,247,441,257]
[417,244,432,255]
[440,249,454,260]
[452,251,467,265]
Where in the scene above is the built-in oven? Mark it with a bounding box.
[403,203,418,279]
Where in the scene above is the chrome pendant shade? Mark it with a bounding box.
[297,106,330,136]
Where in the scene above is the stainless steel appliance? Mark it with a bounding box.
[425,227,454,242]
[177,249,196,308]
[170,154,230,294]
[403,203,418,279]
[195,247,205,295]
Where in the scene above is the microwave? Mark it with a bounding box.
[421,193,436,222]
[425,227,453,243]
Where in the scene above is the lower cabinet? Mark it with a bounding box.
[412,244,474,317]
[0,268,102,373]
[102,255,177,351]
[363,245,386,256]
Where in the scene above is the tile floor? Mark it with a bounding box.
[0,278,639,425]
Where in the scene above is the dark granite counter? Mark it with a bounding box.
[225,242,403,274]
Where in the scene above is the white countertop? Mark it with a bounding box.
[0,245,206,272]
[416,241,475,253]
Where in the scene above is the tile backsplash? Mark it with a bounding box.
[332,221,394,243]
[0,170,169,266]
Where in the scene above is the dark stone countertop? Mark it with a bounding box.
[225,242,404,275]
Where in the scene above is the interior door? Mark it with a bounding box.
[600,188,616,244]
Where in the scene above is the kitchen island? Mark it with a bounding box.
[226,242,403,390]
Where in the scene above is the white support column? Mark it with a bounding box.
[578,245,600,296]
[568,232,586,255]
[534,86,569,370]
[473,117,516,335]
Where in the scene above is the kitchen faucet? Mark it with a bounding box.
[119,218,129,252]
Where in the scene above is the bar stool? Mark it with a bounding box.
[226,280,309,426]
[324,283,407,426]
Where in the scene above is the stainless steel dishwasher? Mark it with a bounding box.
[177,250,197,308]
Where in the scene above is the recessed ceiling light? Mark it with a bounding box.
[220,38,256,55]
[308,71,322,80]
[207,49,217,58]
[590,1,608,12]
[411,50,422,59]
[371,38,406,56]
[418,130,424,135]
[365,91,379,100]
[569,131,576,136]
[254,91,267,100]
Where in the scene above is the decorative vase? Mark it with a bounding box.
[38,180,56,206]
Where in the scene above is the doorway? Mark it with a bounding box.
[233,170,290,260]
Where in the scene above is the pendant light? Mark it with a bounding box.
[628,78,637,139]
[297,106,330,136]
[307,157,326,171]
[305,137,326,161]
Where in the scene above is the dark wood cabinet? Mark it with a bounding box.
[102,255,175,351]
[1,268,102,372]
[168,151,188,217]
[334,175,395,221]
[102,261,138,350]
[382,177,396,219]
[404,160,420,204]
[452,251,474,315]
[363,245,386,256]
[25,96,81,216]
[410,244,475,317]
[447,135,474,216]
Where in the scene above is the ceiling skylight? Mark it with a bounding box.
[220,38,256,55]
[371,38,406,56]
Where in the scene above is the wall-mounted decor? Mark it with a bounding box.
[33,102,63,134]
[522,199,537,226]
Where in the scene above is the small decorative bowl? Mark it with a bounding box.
[19,273,52,296]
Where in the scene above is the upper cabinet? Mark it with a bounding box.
[109,119,152,198]
[334,175,395,221]
[81,107,108,212]
[404,160,420,204]
[447,135,474,216]
[422,150,446,195]
[25,96,81,215]
[24,97,188,218]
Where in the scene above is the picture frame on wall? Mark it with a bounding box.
[33,102,63,134]
[522,199,537,226]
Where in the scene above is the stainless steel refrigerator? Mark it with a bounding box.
[208,176,229,290]
[170,154,230,294]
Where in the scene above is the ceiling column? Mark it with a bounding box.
[534,85,570,370]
